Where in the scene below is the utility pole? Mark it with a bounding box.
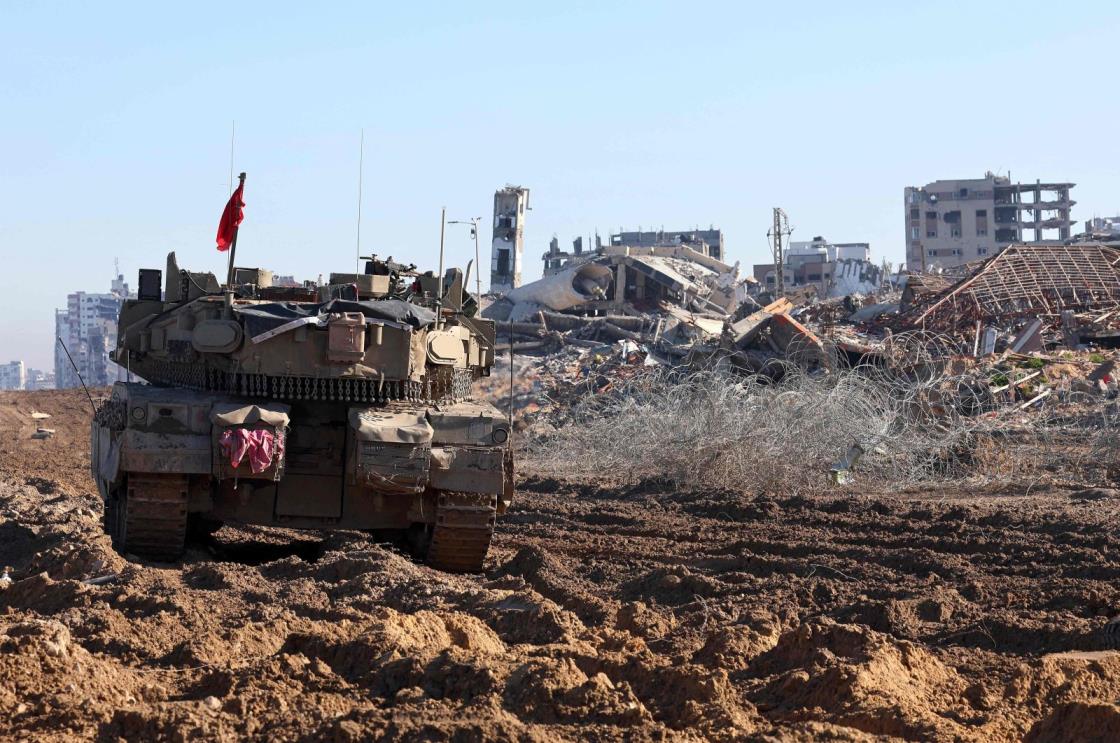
[448,218,483,301]
[767,208,792,296]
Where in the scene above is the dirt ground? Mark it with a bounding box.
[5,389,1120,741]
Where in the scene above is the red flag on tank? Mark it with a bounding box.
[215,182,245,251]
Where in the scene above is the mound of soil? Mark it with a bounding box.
[3,388,1120,740]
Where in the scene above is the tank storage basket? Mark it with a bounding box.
[348,407,433,494]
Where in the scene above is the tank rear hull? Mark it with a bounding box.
[92,382,512,571]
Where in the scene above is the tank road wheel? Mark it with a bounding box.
[107,475,189,562]
[425,491,497,573]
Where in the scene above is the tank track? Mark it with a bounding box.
[1104,616,1120,649]
[105,474,189,562]
[426,491,497,573]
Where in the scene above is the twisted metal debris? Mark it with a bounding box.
[528,331,1104,493]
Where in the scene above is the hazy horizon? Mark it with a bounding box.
[3,1,1119,369]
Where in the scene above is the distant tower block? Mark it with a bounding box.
[490,185,530,294]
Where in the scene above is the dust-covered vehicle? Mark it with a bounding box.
[91,253,511,572]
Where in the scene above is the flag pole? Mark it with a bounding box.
[225,171,247,309]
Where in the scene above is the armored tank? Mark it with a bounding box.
[91,251,511,572]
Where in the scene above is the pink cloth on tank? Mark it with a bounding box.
[218,428,281,474]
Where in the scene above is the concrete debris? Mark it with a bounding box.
[829,258,884,297]
[485,242,756,327]
[1010,319,1045,354]
[480,240,1120,459]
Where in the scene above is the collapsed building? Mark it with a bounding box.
[487,238,1120,427]
[486,235,756,329]
[542,227,727,277]
[895,242,1120,352]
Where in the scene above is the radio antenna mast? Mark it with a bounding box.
[355,128,364,279]
[228,121,235,195]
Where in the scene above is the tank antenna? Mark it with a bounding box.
[56,336,96,414]
[355,128,364,280]
[436,206,446,328]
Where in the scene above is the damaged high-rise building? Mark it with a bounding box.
[490,185,530,294]
[54,271,133,389]
[904,173,1075,271]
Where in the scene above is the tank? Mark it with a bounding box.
[90,251,512,572]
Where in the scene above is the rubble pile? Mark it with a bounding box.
[893,243,1120,351]
[484,243,1120,494]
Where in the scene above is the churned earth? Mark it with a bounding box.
[3,388,1120,741]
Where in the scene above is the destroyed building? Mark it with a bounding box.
[610,227,725,261]
[896,242,1120,350]
[1085,216,1120,238]
[490,185,530,294]
[481,222,785,372]
[752,236,882,299]
[540,227,727,278]
[904,173,1076,271]
[542,235,596,276]
[1069,216,1120,249]
[488,235,754,324]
